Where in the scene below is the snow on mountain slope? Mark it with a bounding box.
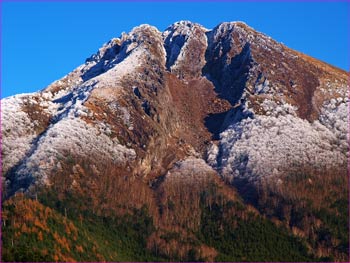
[211,81,348,183]
[15,117,136,185]
[201,21,349,183]
[1,25,162,191]
[18,24,164,183]
[2,95,40,174]
[217,108,348,182]
[1,20,348,195]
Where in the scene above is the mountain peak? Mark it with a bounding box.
[129,23,162,37]
[163,20,208,41]
[216,20,250,30]
[166,20,207,30]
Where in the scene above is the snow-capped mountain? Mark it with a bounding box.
[3,21,347,192]
[1,21,348,261]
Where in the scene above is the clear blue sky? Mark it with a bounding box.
[1,1,349,98]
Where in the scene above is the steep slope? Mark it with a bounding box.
[1,21,348,261]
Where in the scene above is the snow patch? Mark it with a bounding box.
[93,47,144,87]
[217,113,347,182]
[319,100,349,154]
[15,117,136,184]
[261,99,298,117]
[207,143,219,167]
[166,157,216,183]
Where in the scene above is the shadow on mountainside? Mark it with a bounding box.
[202,42,254,140]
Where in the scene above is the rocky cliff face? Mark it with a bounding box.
[1,21,348,261]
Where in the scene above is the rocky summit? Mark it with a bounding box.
[1,21,349,262]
